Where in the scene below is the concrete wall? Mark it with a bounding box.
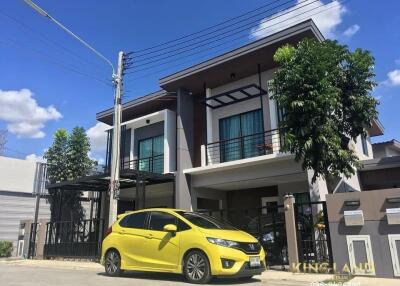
[326,188,400,278]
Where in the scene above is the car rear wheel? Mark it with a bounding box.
[184,250,212,284]
[105,249,122,277]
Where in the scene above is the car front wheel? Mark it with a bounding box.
[104,249,122,277]
[184,250,212,284]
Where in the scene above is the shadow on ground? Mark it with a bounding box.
[97,271,261,284]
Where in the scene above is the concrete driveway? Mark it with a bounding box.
[0,260,317,286]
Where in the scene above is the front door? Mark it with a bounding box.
[144,211,181,271]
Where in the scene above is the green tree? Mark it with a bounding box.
[67,127,94,179]
[271,39,378,182]
[44,127,95,222]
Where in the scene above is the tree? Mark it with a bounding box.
[0,130,7,155]
[271,39,378,183]
[44,127,95,222]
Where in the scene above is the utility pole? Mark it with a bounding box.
[108,51,124,226]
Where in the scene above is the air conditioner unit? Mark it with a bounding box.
[344,210,364,226]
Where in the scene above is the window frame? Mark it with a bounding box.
[148,211,191,232]
[119,211,149,230]
[137,134,164,173]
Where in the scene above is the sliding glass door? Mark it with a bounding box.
[219,109,264,162]
[138,135,164,173]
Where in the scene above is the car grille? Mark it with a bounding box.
[233,242,262,254]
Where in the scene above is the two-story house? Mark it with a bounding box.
[95,20,383,221]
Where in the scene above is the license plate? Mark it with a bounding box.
[249,256,260,267]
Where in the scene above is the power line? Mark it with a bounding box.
[0,8,108,73]
[128,0,320,69]
[124,0,347,83]
[132,0,296,58]
[0,39,112,87]
[132,0,298,54]
[126,0,341,76]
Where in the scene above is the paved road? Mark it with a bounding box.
[0,262,313,286]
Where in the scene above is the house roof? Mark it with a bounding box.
[159,19,324,93]
[96,90,176,125]
[372,139,400,149]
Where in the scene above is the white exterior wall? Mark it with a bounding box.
[0,156,39,194]
[122,109,176,173]
[0,156,50,255]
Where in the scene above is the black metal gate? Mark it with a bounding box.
[28,222,39,258]
[44,219,104,259]
[294,201,333,265]
[201,205,288,268]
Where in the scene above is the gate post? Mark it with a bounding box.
[284,194,299,271]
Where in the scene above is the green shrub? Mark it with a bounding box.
[0,241,13,257]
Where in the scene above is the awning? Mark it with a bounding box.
[46,169,175,192]
[205,83,267,109]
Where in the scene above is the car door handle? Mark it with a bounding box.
[146,233,153,239]
[119,229,126,235]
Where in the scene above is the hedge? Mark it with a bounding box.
[0,241,13,257]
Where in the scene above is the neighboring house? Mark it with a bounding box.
[372,139,400,158]
[358,139,400,191]
[0,156,49,256]
[93,20,383,218]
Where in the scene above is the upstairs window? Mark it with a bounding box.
[219,109,264,162]
[138,135,164,173]
[361,134,369,156]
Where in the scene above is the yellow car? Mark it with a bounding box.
[101,208,266,283]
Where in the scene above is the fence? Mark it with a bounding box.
[44,219,104,259]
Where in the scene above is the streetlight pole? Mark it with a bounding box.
[24,0,124,226]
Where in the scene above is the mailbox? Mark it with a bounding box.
[386,208,400,225]
[344,210,364,226]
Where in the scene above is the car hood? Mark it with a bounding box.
[198,228,258,242]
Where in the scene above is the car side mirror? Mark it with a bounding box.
[163,224,177,233]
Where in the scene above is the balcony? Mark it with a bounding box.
[121,154,164,174]
[203,129,282,166]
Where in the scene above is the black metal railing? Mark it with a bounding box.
[28,222,39,259]
[44,219,104,260]
[200,205,288,267]
[121,154,164,174]
[205,129,282,165]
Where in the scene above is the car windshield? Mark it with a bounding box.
[176,211,237,230]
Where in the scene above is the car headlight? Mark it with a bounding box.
[207,237,239,248]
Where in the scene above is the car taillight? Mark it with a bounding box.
[104,226,112,238]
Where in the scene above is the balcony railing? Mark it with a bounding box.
[121,154,164,174]
[204,129,282,166]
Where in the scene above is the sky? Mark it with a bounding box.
[0,0,399,164]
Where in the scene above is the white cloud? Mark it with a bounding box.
[343,24,360,37]
[250,0,346,40]
[386,69,400,86]
[86,122,110,152]
[0,89,62,138]
[25,153,46,163]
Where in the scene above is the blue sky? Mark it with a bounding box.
[0,0,399,163]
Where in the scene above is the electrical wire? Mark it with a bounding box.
[0,39,113,87]
[125,0,344,77]
[124,0,347,83]
[132,0,296,58]
[133,0,294,54]
[0,8,108,73]
[128,0,321,70]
